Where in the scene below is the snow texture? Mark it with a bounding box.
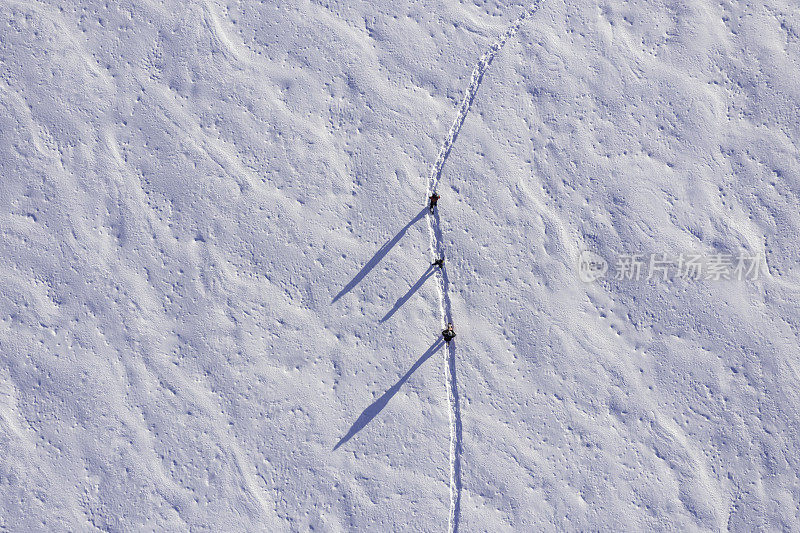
[2,0,800,531]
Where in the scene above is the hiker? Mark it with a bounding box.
[442,323,456,344]
[432,257,445,269]
[429,192,440,213]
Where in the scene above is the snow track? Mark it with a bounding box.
[425,4,542,531]
[428,0,542,194]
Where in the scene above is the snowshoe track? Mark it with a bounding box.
[425,3,542,532]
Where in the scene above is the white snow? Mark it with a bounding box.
[2,0,800,530]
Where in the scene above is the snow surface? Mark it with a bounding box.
[2,0,800,530]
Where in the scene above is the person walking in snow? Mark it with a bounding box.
[432,257,445,269]
[442,323,456,344]
[429,192,440,213]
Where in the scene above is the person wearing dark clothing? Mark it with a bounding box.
[432,257,445,269]
[429,192,440,213]
[442,323,456,343]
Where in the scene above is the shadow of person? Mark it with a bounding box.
[333,338,444,450]
[332,207,427,304]
[380,265,437,323]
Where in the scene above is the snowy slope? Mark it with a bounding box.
[2,0,800,531]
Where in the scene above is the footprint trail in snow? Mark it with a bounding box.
[425,3,542,532]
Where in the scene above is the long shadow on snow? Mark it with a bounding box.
[333,338,444,450]
[380,264,437,323]
[332,207,427,304]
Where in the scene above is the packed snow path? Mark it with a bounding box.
[428,0,543,194]
[426,3,543,531]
